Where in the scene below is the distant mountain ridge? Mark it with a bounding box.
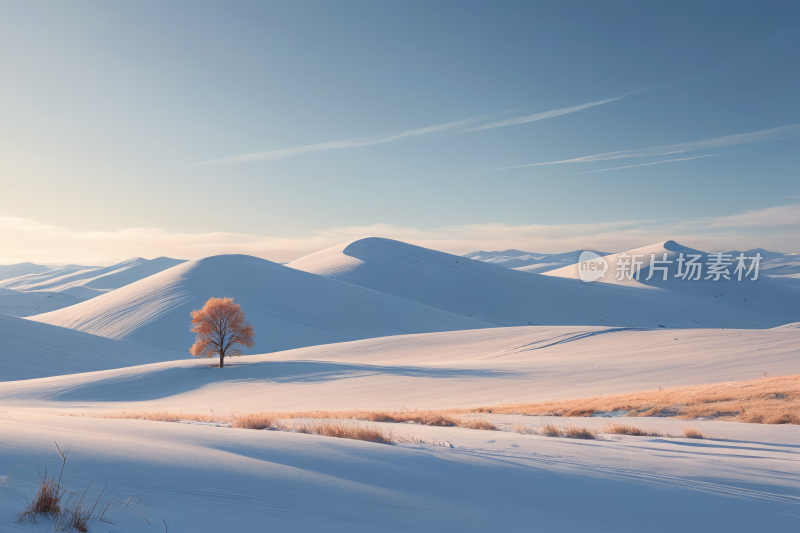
[463,249,612,272]
[288,237,797,328]
[0,257,186,316]
[466,246,800,276]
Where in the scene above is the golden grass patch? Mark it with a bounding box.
[460,374,800,425]
[103,410,216,423]
[230,411,276,430]
[300,420,388,443]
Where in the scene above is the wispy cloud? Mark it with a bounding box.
[702,203,800,228]
[489,123,800,172]
[571,153,725,175]
[466,90,642,132]
[196,114,488,166]
[196,89,646,165]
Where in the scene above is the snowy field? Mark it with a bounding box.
[1,238,798,532]
[1,413,798,532]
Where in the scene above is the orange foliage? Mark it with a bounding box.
[189,297,255,367]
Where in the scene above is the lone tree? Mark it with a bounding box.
[189,297,255,368]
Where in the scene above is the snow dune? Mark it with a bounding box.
[0,314,180,382]
[29,254,489,353]
[546,240,800,323]
[288,237,794,328]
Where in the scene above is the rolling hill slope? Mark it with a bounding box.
[0,262,56,281]
[288,237,796,328]
[0,257,185,293]
[464,249,610,272]
[30,254,490,353]
[0,288,86,317]
[545,240,800,323]
[0,313,179,381]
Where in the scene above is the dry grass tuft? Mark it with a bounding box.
[18,472,61,520]
[458,374,800,425]
[230,411,276,430]
[511,424,530,434]
[535,420,595,439]
[601,422,663,437]
[299,420,389,443]
[457,418,496,431]
[538,421,563,437]
[563,424,596,440]
[63,502,91,533]
[682,426,704,439]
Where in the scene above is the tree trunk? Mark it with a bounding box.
[219,351,225,368]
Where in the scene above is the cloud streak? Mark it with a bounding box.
[196,90,644,165]
[489,123,800,172]
[466,90,642,132]
[571,153,725,175]
[196,114,488,166]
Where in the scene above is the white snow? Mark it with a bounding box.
[0,257,185,293]
[1,413,796,532]
[29,254,490,353]
[0,314,181,382]
[545,240,800,324]
[0,258,186,316]
[288,237,798,328]
[464,248,610,271]
[0,262,56,281]
[2,325,797,412]
[0,288,86,317]
[2,238,799,532]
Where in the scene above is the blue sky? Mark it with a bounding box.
[2,1,799,262]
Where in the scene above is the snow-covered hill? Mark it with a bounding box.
[288,237,795,328]
[0,314,179,381]
[0,257,186,316]
[30,254,490,353]
[0,257,185,293]
[0,262,58,281]
[0,288,86,317]
[464,248,610,272]
[545,240,800,324]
